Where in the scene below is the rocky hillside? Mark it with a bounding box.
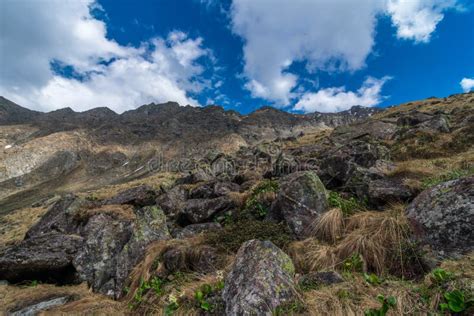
[0,97,378,213]
[0,92,473,315]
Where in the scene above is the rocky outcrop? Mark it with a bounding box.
[222,240,296,315]
[74,205,170,298]
[406,176,474,257]
[0,196,170,298]
[0,233,83,284]
[104,185,157,207]
[173,222,222,239]
[178,196,235,224]
[270,171,328,238]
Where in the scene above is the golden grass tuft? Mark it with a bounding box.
[337,204,413,274]
[287,238,338,273]
[312,208,344,243]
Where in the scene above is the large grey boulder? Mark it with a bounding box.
[74,205,170,298]
[0,233,83,284]
[270,171,328,238]
[0,195,170,298]
[222,240,296,315]
[406,176,474,257]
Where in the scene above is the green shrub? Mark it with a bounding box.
[431,268,453,284]
[328,191,366,215]
[242,180,279,220]
[440,290,472,314]
[365,295,397,316]
[194,280,225,313]
[205,220,292,253]
[364,273,383,286]
[342,253,364,273]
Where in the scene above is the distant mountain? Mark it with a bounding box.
[0,96,41,124]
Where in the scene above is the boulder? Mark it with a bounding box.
[406,176,474,257]
[173,222,222,239]
[155,185,188,219]
[222,240,296,315]
[366,178,413,207]
[0,233,83,284]
[318,139,390,189]
[104,185,157,207]
[188,181,240,199]
[178,196,235,224]
[74,205,170,298]
[25,194,87,238]
[270,171,328,238]
[298,271,343,288]
[73,214,134,296]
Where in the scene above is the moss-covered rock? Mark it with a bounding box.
[406,176,474,257]
[222,240,296,315]
[269,171,328,238]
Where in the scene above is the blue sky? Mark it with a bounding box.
[1,0,473,114]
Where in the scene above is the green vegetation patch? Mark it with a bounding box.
[205,220,292,253]
[328,191,366,216]
[421,167,474,189]
[242,179,279,220]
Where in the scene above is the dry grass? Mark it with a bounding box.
[337,204,412,274]
[0,206,48,246]
[74,204,136,222]
[78,171,177,200]
[303,276,427,315]
[311,208,344,243]
[387,149,474,191]
[227,191,249,208]
[290,205,422,277]
[287,239,338,273]
[0,283,125,314]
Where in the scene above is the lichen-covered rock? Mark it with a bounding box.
[270,171,328,238]
[222,240,296,315]
[104,185,157,207]
[366,178,413,208]
[25,194,90,238]
[74,205,170,298]
[179,196,235,224]
[0,233,83,284]
[406,176,474,257]
[155,185,188,219]
[173,222,222,239]
[73,214,133,296]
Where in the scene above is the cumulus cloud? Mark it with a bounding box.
[294,77,391,113]
[0,0,214,112]
[229,0,459,107]
[460,77,474,92]
[230,0,383,106]
[387,0,460,43]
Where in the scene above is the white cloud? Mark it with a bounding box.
[0,0,214,112]
[294,77,391,113]
[460,77,474,92]
[229,0,459,107]
[387,0,460,43]
[230,0,383,106]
